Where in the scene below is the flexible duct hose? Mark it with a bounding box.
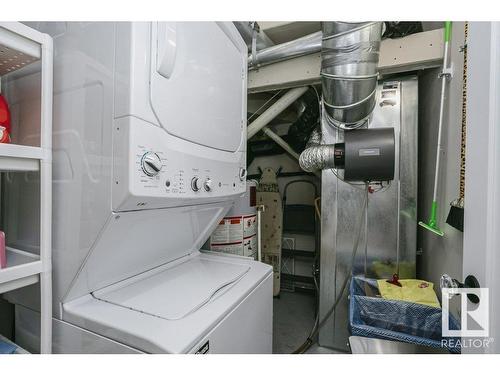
[299,144,336,172]
[299,125,338,172]
[305,126,322,148]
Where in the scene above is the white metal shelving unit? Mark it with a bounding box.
[0,22,53,354]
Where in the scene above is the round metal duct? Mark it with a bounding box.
[321,22,383,127]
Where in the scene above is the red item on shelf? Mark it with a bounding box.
[0,94,12,144]
[386,273,403,287]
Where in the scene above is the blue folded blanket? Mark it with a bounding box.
[0,339,17,354]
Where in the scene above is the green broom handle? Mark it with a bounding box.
[445,21,452,43]
[432,21,452,204]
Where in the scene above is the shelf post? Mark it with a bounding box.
[39,33,53,355]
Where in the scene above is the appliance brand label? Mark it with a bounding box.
[359,148,380,157]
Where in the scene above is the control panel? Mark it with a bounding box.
[113,117,246,211]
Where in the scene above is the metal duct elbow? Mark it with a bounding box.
[321,22,383,127]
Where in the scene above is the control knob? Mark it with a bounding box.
[239,167,247,181]
[191,177,202,192]
[204,178,212,192]
[141,152,162,177]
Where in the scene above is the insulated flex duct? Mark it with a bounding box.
[322,22,382,127]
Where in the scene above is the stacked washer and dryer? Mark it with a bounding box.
[4,22,273,353]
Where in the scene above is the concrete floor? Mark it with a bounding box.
[273,291,342,354]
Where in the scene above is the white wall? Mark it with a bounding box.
[462,22,500,353]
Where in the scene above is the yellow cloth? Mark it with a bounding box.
[376,279,441,308]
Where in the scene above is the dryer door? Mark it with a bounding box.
[150,22,246,153]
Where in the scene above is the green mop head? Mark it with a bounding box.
[419,201,444,236]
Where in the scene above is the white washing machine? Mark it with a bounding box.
[4,22,272,353]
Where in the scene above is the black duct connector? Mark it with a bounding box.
[333,128,395,181]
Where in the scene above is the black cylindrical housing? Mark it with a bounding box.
[338,128,395,181]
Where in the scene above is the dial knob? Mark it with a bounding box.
[141,152,162,177]
[239,167,247,181]
[204,178,212,192]
[191,177,202,192]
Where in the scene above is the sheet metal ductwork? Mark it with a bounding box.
[248,31,322,69]
[322,21,383,127]
[299,22,387,180]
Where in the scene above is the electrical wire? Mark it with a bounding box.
[314,197,321,219]
[311,85,322,117]
[247,89,283,123]
[292,183,369,354]
[329,167,392,194]
[312,85,366,132]
[329,168,368,188]
[372,180,392,193]
[323,102,368,131]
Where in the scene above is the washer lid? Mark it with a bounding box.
[92,256,250,320]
